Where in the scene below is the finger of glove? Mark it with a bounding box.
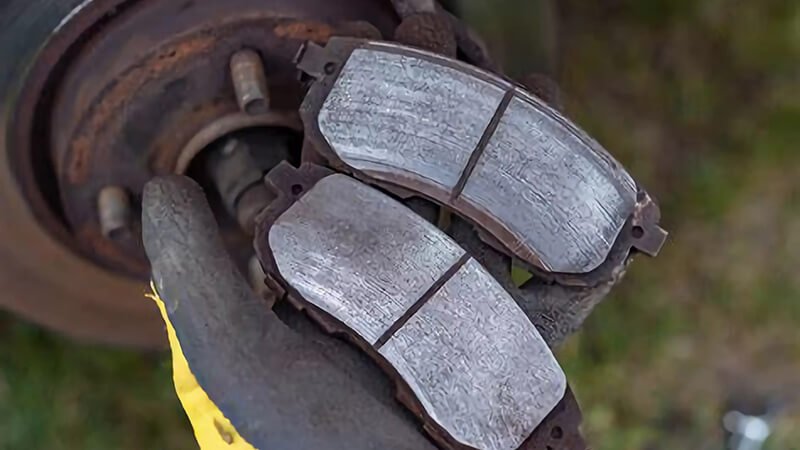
[519,73,564,112]
[390,0,437,17]
[142,175,435,450]
[447,216,622,348]
[389,0,497,71]
[394,13,458,58]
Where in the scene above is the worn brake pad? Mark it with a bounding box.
[295,38,666,278]
[255,163,586,450]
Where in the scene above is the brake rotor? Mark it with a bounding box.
[9,0,400,278]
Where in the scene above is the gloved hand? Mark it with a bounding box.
[142,175,599,450]
[141,10,618,449]
[143,175,439,449]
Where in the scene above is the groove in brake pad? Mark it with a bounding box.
[296,38,666,276]
[255,163,586,450]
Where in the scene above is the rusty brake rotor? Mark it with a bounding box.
[9,0,403,278]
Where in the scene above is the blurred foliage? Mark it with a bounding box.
[1,0,799,449]
[0,317,193,450]
[484,0,800,448]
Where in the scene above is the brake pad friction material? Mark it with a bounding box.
[459,92,637,273]
[317,48,507,191]
[380,258,567,450]
[300,39,665,275]
[262,172,567,450]
[269,174,465,345]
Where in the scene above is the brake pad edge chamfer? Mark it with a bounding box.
[254,163,586,450]
[296,38,667,281]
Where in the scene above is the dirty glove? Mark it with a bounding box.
[143,175,438,450]
[143,174,593,450]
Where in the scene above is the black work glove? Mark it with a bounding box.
[142,175,609,449]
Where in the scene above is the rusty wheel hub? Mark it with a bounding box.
[9,0,400,278]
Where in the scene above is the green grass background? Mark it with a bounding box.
[1,0,799,448]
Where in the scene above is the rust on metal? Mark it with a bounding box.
[273,21,336,43]
[3,0,403,277]
[150,101,238,173]
[65,35,217,185]
[6,0,136,262]
[5,0,503,328]
[73,225,150,276]
[16,0,400,276]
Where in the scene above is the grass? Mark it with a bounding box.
[548,1,800,448]
[2,0,799,448]
[0,317,193,450]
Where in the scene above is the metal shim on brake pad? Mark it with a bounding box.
[297,39,666,275]
[259,171,567,450]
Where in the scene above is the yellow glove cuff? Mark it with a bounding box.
[148,283,256,450]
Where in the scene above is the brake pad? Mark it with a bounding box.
[255,163,586,450]
[296,38,666,278]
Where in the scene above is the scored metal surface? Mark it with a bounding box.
[461,94,638,273]
[269,174,465,345]
[318,48,506,190]
[380,259,566,450]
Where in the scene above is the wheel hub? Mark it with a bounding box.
[10,0,400,277]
